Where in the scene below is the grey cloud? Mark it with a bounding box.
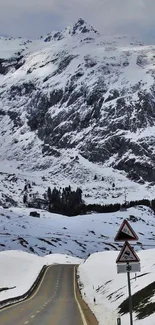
[0,0,155,42]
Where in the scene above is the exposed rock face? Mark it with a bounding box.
[0,20,155,183]
[43,18,98,42]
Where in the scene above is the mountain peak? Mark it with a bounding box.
[43,18,98,42]
[70,18,98,35]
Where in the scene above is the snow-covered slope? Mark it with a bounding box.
[79,249,155,325]
[1,19,155,206]
[0,205,154,258]
[0,157,154,209]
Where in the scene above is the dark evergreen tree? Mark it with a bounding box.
[23,194,27,204]
[76,188,83,205]
[51,187,61,207]
[47,187,52,202]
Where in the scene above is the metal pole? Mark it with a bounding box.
[127,270,133,325]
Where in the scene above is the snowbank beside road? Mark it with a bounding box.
[1,248,155,325]
[78,249,155,325]
[0,250,82,302]
[0,250,43,301]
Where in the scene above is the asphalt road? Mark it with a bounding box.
[0,265,87,325]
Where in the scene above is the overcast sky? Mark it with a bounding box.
[0,0,155,43]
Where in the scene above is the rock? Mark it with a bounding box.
[29,211,40,218]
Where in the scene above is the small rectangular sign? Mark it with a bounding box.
[117,262,141,274]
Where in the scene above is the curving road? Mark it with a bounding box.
[0,265,87,325]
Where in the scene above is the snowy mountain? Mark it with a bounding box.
[1,18,155,206]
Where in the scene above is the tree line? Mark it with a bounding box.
[47,185,83,216]
[23,185,83,216]
[23,184,155,216]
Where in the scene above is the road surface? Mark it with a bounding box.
[0,265,88,325]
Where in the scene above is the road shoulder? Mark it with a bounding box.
[75,266,98,325]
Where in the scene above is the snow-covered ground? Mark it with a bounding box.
[78,249,155,325]
[0,205,155,257]
[1,247,155,325]
[0,204,155,323]
[0,250,81,302]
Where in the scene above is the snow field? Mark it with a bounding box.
[0,205,155,257]
[78,249,155,325]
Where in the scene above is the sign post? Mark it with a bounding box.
[115,219,140,325]
[127,266,133,325]
[117,315,121,325]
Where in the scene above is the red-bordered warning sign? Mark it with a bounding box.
[114,219,138,242]
[116,241,140,264]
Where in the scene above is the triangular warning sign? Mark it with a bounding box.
[116,241,140,264]
[114,219,138,242]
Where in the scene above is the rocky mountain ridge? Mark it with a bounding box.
[0,18,155,206]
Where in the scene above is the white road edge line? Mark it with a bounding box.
[74,266,88,325]
[30,315,35,318]
[0,266,51,313]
